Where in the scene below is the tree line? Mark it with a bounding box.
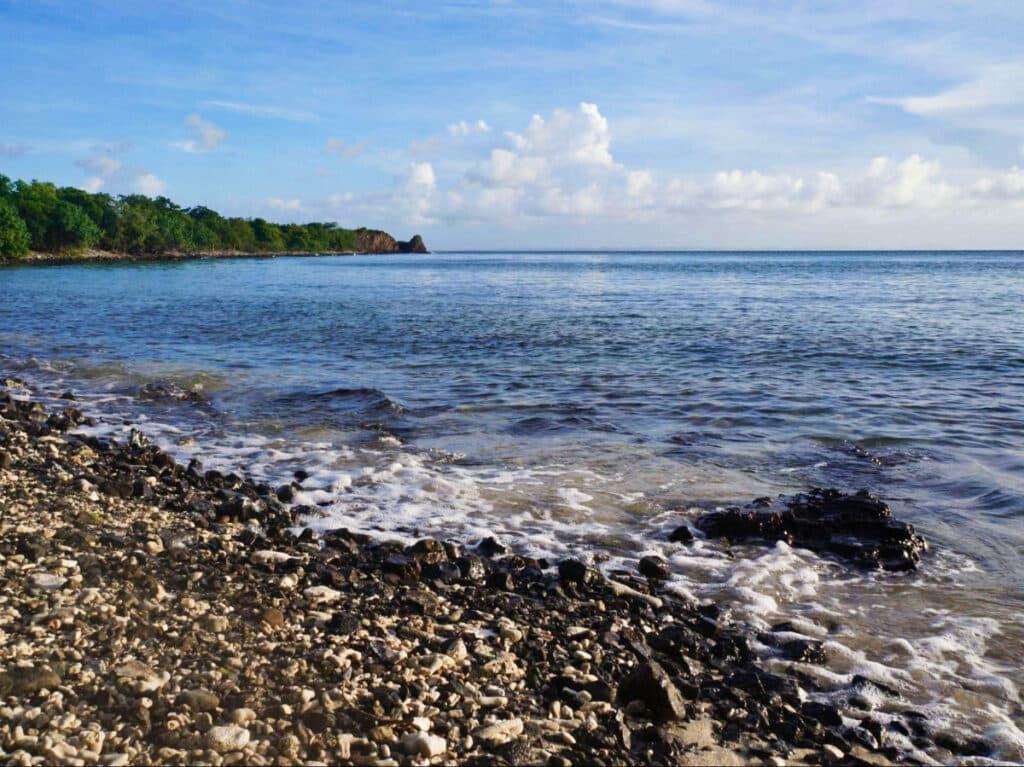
[0,174,360,259]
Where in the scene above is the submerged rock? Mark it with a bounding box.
[696,488,927,571]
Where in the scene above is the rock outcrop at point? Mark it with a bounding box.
[355,229,429,254]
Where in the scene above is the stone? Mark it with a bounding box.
[478,536,508,558]
[617,659,688,721]
[206,724,251,753]
[114,660,168,693]
[669,525,694,544]
[473,718,524,746]
[558,558,601,586]
[178,689,220,712]
[401,732,447,757]
[260,607,286,628]
[28,572,67,592]
[638,556,670,580]
[251,550,296,567]
[696,488,927,571]
[303,585,343,604]
[0,666,62,696]
[456,555,487,580]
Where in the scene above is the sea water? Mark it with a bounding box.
[2,251,1022,758]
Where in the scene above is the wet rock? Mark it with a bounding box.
[558,558,602,586]
[456,554,487,581]
[486,570,515,590]
[478,536,509,558]
[617,659,688,721]
[697,488,927,571]
[669,525,694,544]
[638,555,671,580]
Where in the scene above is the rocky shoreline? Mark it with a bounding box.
[0,233,429,267]
[0,381,985,765]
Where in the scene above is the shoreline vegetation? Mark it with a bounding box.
[0,174,426,265]
[0,377,977,765]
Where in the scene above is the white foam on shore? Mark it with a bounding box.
[9,370,1024,762]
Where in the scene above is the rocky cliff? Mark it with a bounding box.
[355,229,429,254]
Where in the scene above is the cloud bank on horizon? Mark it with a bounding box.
[2,0,1024,248]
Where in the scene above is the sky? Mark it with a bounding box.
[2,0,1024,249]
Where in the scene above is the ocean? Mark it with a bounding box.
[2,251,1022,756]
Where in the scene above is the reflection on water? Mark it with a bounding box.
[2,251,1024,757]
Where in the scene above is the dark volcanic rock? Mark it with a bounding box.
[696,488,927,571]
[638,555,671,580]
[617,659,688,721]
[668,525,694,544]
[399,234,428,253]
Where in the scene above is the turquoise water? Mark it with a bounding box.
[2,251,1023,752]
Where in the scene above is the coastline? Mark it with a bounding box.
[0,247,422,267]
[0,379,967,765]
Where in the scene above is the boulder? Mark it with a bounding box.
[696,488,927,571]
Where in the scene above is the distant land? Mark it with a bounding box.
[0,174,426,264]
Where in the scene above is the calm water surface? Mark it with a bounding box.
[2,251,1022,758]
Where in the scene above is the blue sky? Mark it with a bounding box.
[3,0,1024,248]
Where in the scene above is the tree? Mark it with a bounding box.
[0,198,31,258]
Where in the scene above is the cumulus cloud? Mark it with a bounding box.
[175,114,226,154]
[83,177,105,193]
[313,101,1024,234]
[77,155,123,177]
[324,138,367,158]
[134,173,166,196]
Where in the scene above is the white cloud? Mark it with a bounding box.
[83,177,105,193]
[324,138,367,158]
[202,100,319,124]
[175,114,226,154]
[267,197,302,211]
[134,173,166,196]
[312,101,1024,241]
[506,102,614,167]
[448,119,490,137]
[77,155,123,177]
[0,143,31,157]
[877,64,1024,117]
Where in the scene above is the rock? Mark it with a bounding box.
[696,488,927,571]
[251,550,296,567]
[206,724,250,753]
[201,614,229,633]
[114,660,169,693]
[822,743,845,763]
[260,607,286,628]
[401,732,447,757]
[617,659,688,721]
[399,234,429,254]
[638,556,670,580]
[303,585,343,604]
[27,572,67,592]
[0,666,62,696]
[558,558,601,586]
[669,525,694,544]
[486,571,515,590]
[456,555,487,580]
[478,536,508,558]
[178,689,220,712]
[473,718,524,746]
